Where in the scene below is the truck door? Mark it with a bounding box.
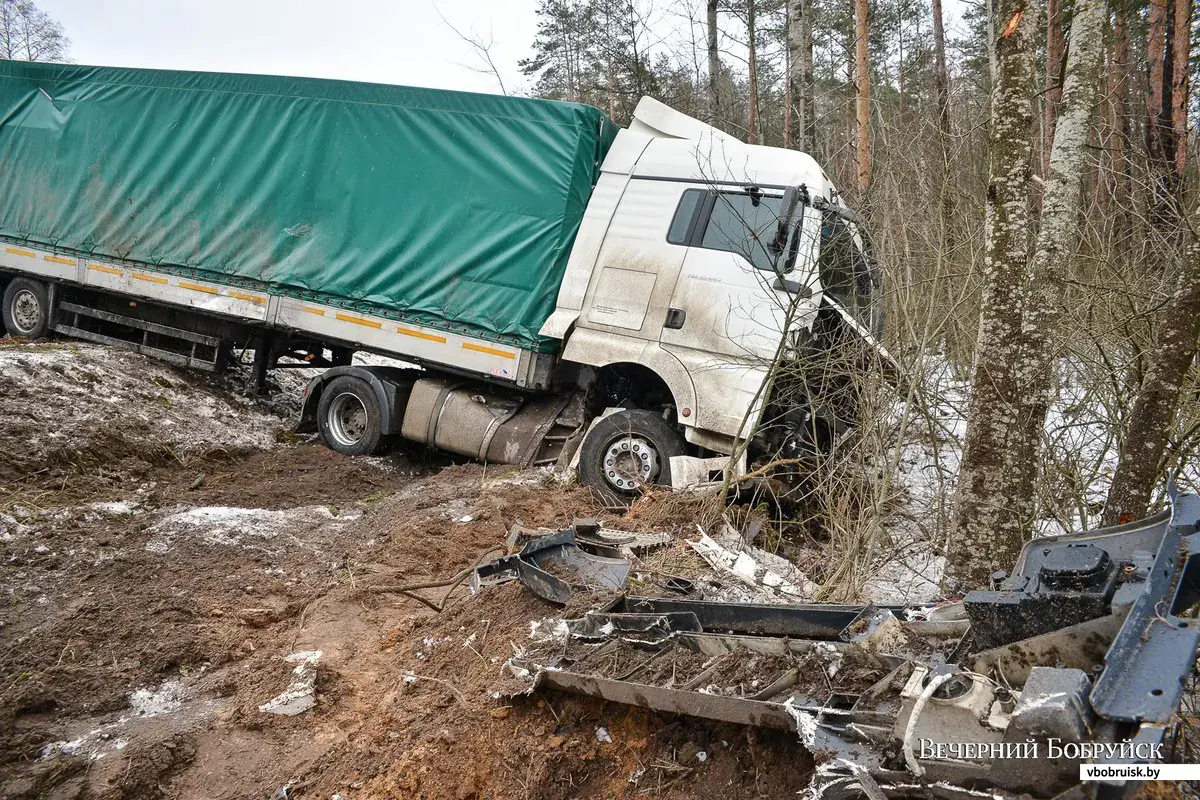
[659,188,817,361]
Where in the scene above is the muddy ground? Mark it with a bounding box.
[0,340,815,799]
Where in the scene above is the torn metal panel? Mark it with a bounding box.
[473,528,631,605]
[506,488,1200,799]
[616,596,899,639]
[1091,492,1200,723]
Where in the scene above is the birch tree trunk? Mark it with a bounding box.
[1009,0,1108,532]
[707,0,720,124]
[787,0,815,151]
[854,0,871,194]
[946,0,1038,588]
[1103,220,1200,524]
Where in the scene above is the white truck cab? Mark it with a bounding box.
[545,98,880,479]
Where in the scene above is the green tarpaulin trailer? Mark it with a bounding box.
[0,61,617,351]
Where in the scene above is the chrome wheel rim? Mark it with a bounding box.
[11,289,40,334]
[602,434,660,492]
[327,392,368,447]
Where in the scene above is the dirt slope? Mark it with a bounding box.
[0,340,812,799]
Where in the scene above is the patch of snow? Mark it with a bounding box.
[89,501,138,516]
[145,505,360,553]
[129,680,184,717]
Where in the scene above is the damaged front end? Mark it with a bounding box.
[506,486,1200,798]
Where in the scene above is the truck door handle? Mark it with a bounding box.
[664,307,686,329]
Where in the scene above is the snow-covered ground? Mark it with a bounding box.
[0,341,291,457]
[864,352,1200,602]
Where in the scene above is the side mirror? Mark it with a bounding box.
[772,276,812,297]
[770,185,803,255]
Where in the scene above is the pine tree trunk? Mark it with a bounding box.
[931,0,952,139]
[854,0,871,194]
[1104,223,1200,524]
[1112,0,1132,233]
[708,0,720,124]
[747,0,760,144]
[1147,0,1173,211]
[1042,0,1065,178]
[946,0,1038,588]
[1172,0,1191,181]
[801,0,815,149]
[787,0,815,151]
[1009,0,1108,532]
[931,0,954,243]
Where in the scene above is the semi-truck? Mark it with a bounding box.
[0,61,881,503]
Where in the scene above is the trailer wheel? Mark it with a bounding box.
[578,409,687,507]
[317,376,385,456]
[2,278,51,339]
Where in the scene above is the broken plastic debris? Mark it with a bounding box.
[690,530,816,601]
[259,651,322,716]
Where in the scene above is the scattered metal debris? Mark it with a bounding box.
[507,487,1200,798]
[473,524,631,604]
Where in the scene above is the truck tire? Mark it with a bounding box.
[317,376,386,456]
[578,409,687,507]
[2,278,51,339]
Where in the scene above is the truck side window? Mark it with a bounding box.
[700,191,783,272]
[817,212,866,320]
[667,189,705,245]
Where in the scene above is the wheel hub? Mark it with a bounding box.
[327,392,367,446]
[11,289,41,334]
[602,435,660,492]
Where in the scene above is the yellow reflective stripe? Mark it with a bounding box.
[88,264,122,276]
[463,342,516,359]
[132,272,168,285]
[336,313,382,329]
[43,254,74,265]
[179,280,219,295]
[5,247,35,258]
[396,326,446,343]
[228,291,266,304]
[302,306,326,317]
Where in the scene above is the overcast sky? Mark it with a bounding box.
[34,1,969,99]
[36,0,537,95]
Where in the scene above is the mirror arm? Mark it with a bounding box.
[772,276,812,297]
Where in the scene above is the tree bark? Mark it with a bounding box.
[1042,0,1065,178]
[947,0,1038,588]
[931,0,952,141]
[1172,0,1191,181]
[1104,220,1200,524]
[1147,0,1174,210]
[1111,0,1132,222]
[787,0,815,151]
[931,0,954,243]
[747,0,760,144]
[707,0,720,124]
[854,0,871,194]
[1008,0,1108,534]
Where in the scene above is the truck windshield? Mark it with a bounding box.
[817,211,874,327]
